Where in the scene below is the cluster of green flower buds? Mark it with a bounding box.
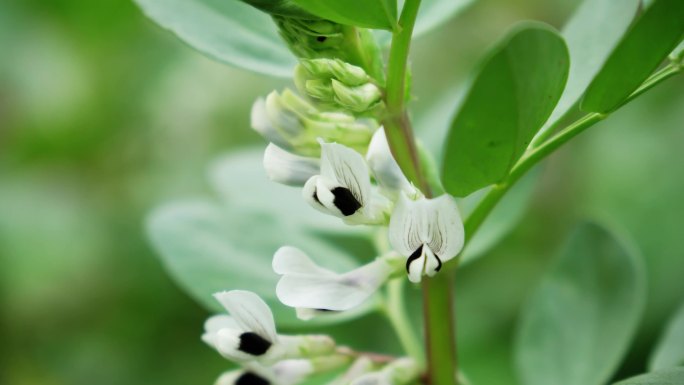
[252,88,377,157]
[295,58,383,114]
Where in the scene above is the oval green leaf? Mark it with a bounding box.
[538,0,640,136]
[515,222,646,385]
[289,0,397,30]
[441,23,569,197]
[613,368,684,385]
[134,0,297,77]
[649,300,684,371]
[581,0,684,113]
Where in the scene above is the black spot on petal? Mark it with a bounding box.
[238,332,272,356]
[236,372,270,385]
[406,245,423,273]
[331,187,362,216]
[434,254,442,272]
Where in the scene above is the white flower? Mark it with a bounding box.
[273,246,402,316]
[303,140,390,225]
[389,194,465,283]
[202,290,336,364]
[263,143,319,186]
[365,129,418,198]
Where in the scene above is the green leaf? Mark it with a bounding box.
[581,0,684,113]
[289,0,397,30]
[515,222,646,385]
[441,23,569,197]
[649,300,684,371]
[147,150,373,327]
[613,368,684,385]
[460,169,539,264]
[134,0,297,77]
[538,0,640,134]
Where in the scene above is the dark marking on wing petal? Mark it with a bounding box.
[238,332,272,356]
[434,254,442,272]
[331,187,362,216]
[236,372,270,385]
[406,244,423,273]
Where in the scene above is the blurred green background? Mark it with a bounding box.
[1,0,682,384]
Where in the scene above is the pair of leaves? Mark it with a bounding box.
[515,222,646,385]
[442,0,684,197]
[134,0,473,77]
[442,23,569,197]
[581,0,684,113]
[147,150,369,327]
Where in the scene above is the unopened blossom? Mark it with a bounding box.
[263,143,319,186]
[350,358,421,385]
[251,90,376,157]
[202,290,336,364]
[273,246,403,317]
[295,58,382,113]
[303,140,391,225]
[365,129,419,198]
[389,194,465,283]
[214,357,346,385]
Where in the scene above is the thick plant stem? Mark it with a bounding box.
[382,1,458,384]
[383,0,429,193]
[422,274,457,385]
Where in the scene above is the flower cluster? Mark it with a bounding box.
[203,7,466,385]
[203,290,421,385]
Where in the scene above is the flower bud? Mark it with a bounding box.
[299,59,369,86]
[278,334,337,358]
[263,143,319,186]
[350,358,420,385]
[251,89,377,156]
[331,80,382,113]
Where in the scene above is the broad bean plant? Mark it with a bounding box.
[136,0,684,384]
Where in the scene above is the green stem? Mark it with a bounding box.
[382,1,458,384]
[450,62,683,268]
[422,274,457,385]
[382,0,429,193]
[385,279,425,364]
[531,61,683,148]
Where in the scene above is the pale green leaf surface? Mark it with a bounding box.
[581,0,684,113]
[649,300,684,371]
[134,0,296,77]
[538,0,640,136]
[613,368,684,385]
[442,24,569,197]
[289,0,397,30]
[515,222,646,385]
